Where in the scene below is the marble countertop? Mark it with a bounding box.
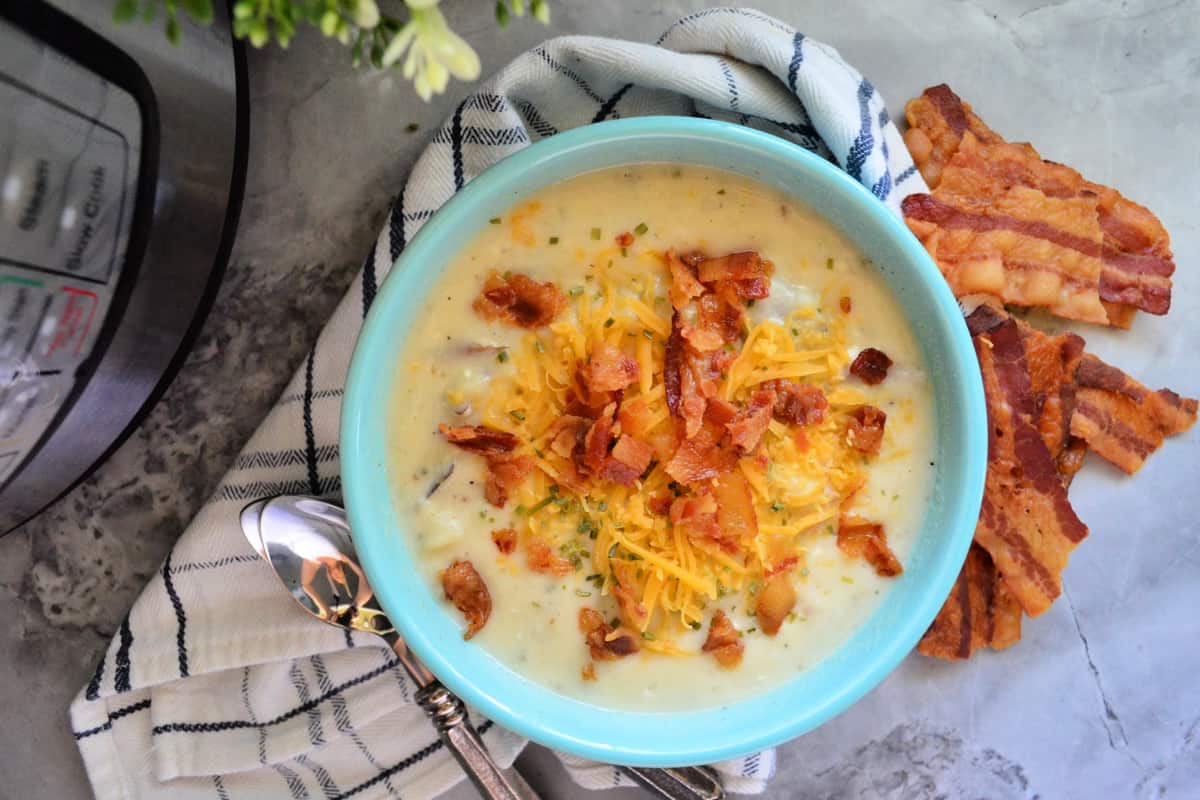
[2,1,1197,798]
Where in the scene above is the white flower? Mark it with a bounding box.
[381,1,481,101]
[353,0,380,28]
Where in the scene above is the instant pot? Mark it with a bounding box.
[0,1,247,533]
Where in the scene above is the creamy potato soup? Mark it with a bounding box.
[389,164,935,711]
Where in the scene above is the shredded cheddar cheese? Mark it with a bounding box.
[468,251,870,647]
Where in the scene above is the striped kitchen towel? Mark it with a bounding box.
[69,8,926,799]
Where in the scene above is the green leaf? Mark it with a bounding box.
[165,16,181,44]
[232,1,253,20]
[112,0,138,24]
[531,0,550,24]
[494,0,509,27]
[181,0,213,24]
[319,9,340,36]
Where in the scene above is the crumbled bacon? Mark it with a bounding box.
[663,311,686,420]
[762,380,827,426]
[525,534,573,576]
[546,414,589,459]
[439,424,519,456]
[616,397,655,439]
[702,609,744,668]
[754,573,797,636]
[484,454,535,508]
[664,409,739,484]
[441,560,491,639]
[440,424,531,508]
[472,271,567,328]
[846,406,887,454]
[491,528,517,555]
[837,516,903,577]
[580,402,617,475]
[579,608,639,660]
[580,343,639,394]
[725,388,776,453]
[839,296,852,314]
[712,471,757,550]
[667,250,706,311]
[668,492,722,548]
[610,561,649,630]
[615,231,635,247]
[646,491,673,516]
[849,348,893,385]
[601,435,654,486]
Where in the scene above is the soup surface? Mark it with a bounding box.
[389,164,935,710]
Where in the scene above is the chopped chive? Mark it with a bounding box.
[671,167,682,177]
[574,589,592,597]
[716,188,726,195]
[569,286,584,297]
[641,631,656,641]
[528,494,557,514]
[791,328,800,336]
[406,122,419,133]
[621,247,628,257]
[478,510,487,519]
[532,600,542,608]
[590,227,601,240]
[770,501,784,512]
[745,627,757,634]
[610,617,621,629]
[548,236,560,245]
[800,568,810,577]
[514,504,529,516]
[634,222,648,235]
[607,542,618,558]
[496,350,509,363]
[597,501,608,512]
[535,339,545,353]
[826,257,835,270]
[604,318,615,328]
[490,217,502,225]
[533,449,545,459]
[841,576,854,584]
[642,329,654,340]
[689,621,702,631]
[746,299,756,308]
[509,410,526,421]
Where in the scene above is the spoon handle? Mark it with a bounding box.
[389,634,540,800]
[621,765,725,800]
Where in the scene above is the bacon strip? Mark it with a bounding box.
[969,307,1088,616]
[1069,354,1198,474]
[918,543,1021,660]
[525,533,573,576]
[903,85,1174,323]
[440,424,533,508]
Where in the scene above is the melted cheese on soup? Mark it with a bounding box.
[388,164,935,711]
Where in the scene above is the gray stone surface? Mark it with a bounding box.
[1,0,1197,798]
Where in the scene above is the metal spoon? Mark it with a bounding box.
[241,496,538,800]
[241,495,724,800]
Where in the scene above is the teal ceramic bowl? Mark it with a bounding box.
[342,117,986,766]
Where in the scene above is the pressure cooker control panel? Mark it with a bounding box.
[0,19,141,487]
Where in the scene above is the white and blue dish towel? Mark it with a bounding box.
[70,8,927,798]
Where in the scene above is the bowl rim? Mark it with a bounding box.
[342,116,986,766]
